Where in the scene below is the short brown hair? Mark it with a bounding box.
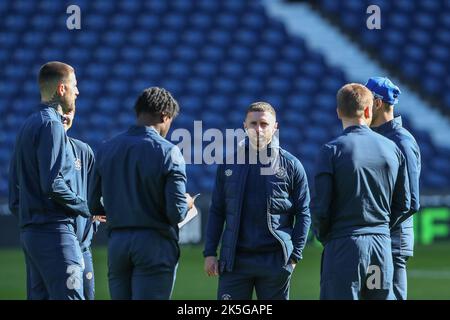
[337,83,373,118]
[246,101,276,118]
[38,61,74,92]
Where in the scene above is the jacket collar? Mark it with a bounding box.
[372,115,403,134]
[127,125,159,136]
[40,104,64,122]
[342,124,371,135]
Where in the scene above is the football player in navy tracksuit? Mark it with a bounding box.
[63,110,106,300]
[8,62,89,300]
[366,77,421,300]
[311,83,411,300]
[88,87,194,300]
[204,102,311,300]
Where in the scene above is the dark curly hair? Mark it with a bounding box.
[134,87,179,118]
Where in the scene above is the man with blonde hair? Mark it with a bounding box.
[311,83,411,300]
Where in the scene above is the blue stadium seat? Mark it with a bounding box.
[274,62,298,77]
[91,0,116,13]
[112,64,137,80]
[213,78,237,94]
[85,14,109,31]
[139,63,164,79]
[13,0,36,13]
[187,78,210,95]
[121,48,144,63]
[0,1,10,13]
[201,111,226,129]
[136,14,159,30]
[201,46,224,62]
[86,64,110,79]
[266,78,291,94]
[106,79,131,96]
[31,15,53,30]
[170,0,192,13]
[228,110,245,127]
[156,30,179,47]
[12,48,36,63]
[76,32,99,47]
[229,46,252,62]
[179,96,203,113]
[118,0,141,13]
[254,46,278,61]
[1,0,448,199]
[281,45,305,62]
[197,0,220,13]
[317,0,450,116]
[111,14,134,30]
[103,31,126,47]
[160,79,183,95]
[182,30,204,46]
[147,47,171,63]
[216,13,239,29]
[193,62,218,78]
[93,47,116,64]
[129,31,152,47]
[67,48,90,63]
[174,45,198,63]
[241,77,264,95]
[235,30,259,46]
[117,112,135,127]
[167,62,190,79]
[189,13,213,29]
[164,13,187,30]
[0,31,19,48]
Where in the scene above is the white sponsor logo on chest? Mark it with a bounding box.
[74,158,82,171]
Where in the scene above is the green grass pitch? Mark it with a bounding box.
[1,243,449,299]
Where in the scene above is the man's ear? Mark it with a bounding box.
[336,108,342,119]
[364,105,371,119]
[56,82,65,97]
[374,99,383,111]
[274,121,279,131]
[161,113,172,124]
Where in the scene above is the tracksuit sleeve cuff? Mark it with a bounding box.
[289,252,302,263]
[203,249,217,258]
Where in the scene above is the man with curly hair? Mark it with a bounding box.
[88,87,194,300]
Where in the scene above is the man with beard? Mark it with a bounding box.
[9,61,89,299]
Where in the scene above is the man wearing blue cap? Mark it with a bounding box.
[365,77,421,300]
[311,83,411,300]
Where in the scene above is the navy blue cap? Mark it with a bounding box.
[365,77,401,105]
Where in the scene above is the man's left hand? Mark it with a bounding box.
[93,215,106,223]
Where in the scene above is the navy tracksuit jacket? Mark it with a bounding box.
[8,105,89,300]
[68,137,99,300]
[204,138,311,299]
[372,116,421,300]
[88,125,188,300]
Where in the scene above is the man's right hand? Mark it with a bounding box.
[204,256,219,277]
[93,215,106,223]
[185,193,194,210]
